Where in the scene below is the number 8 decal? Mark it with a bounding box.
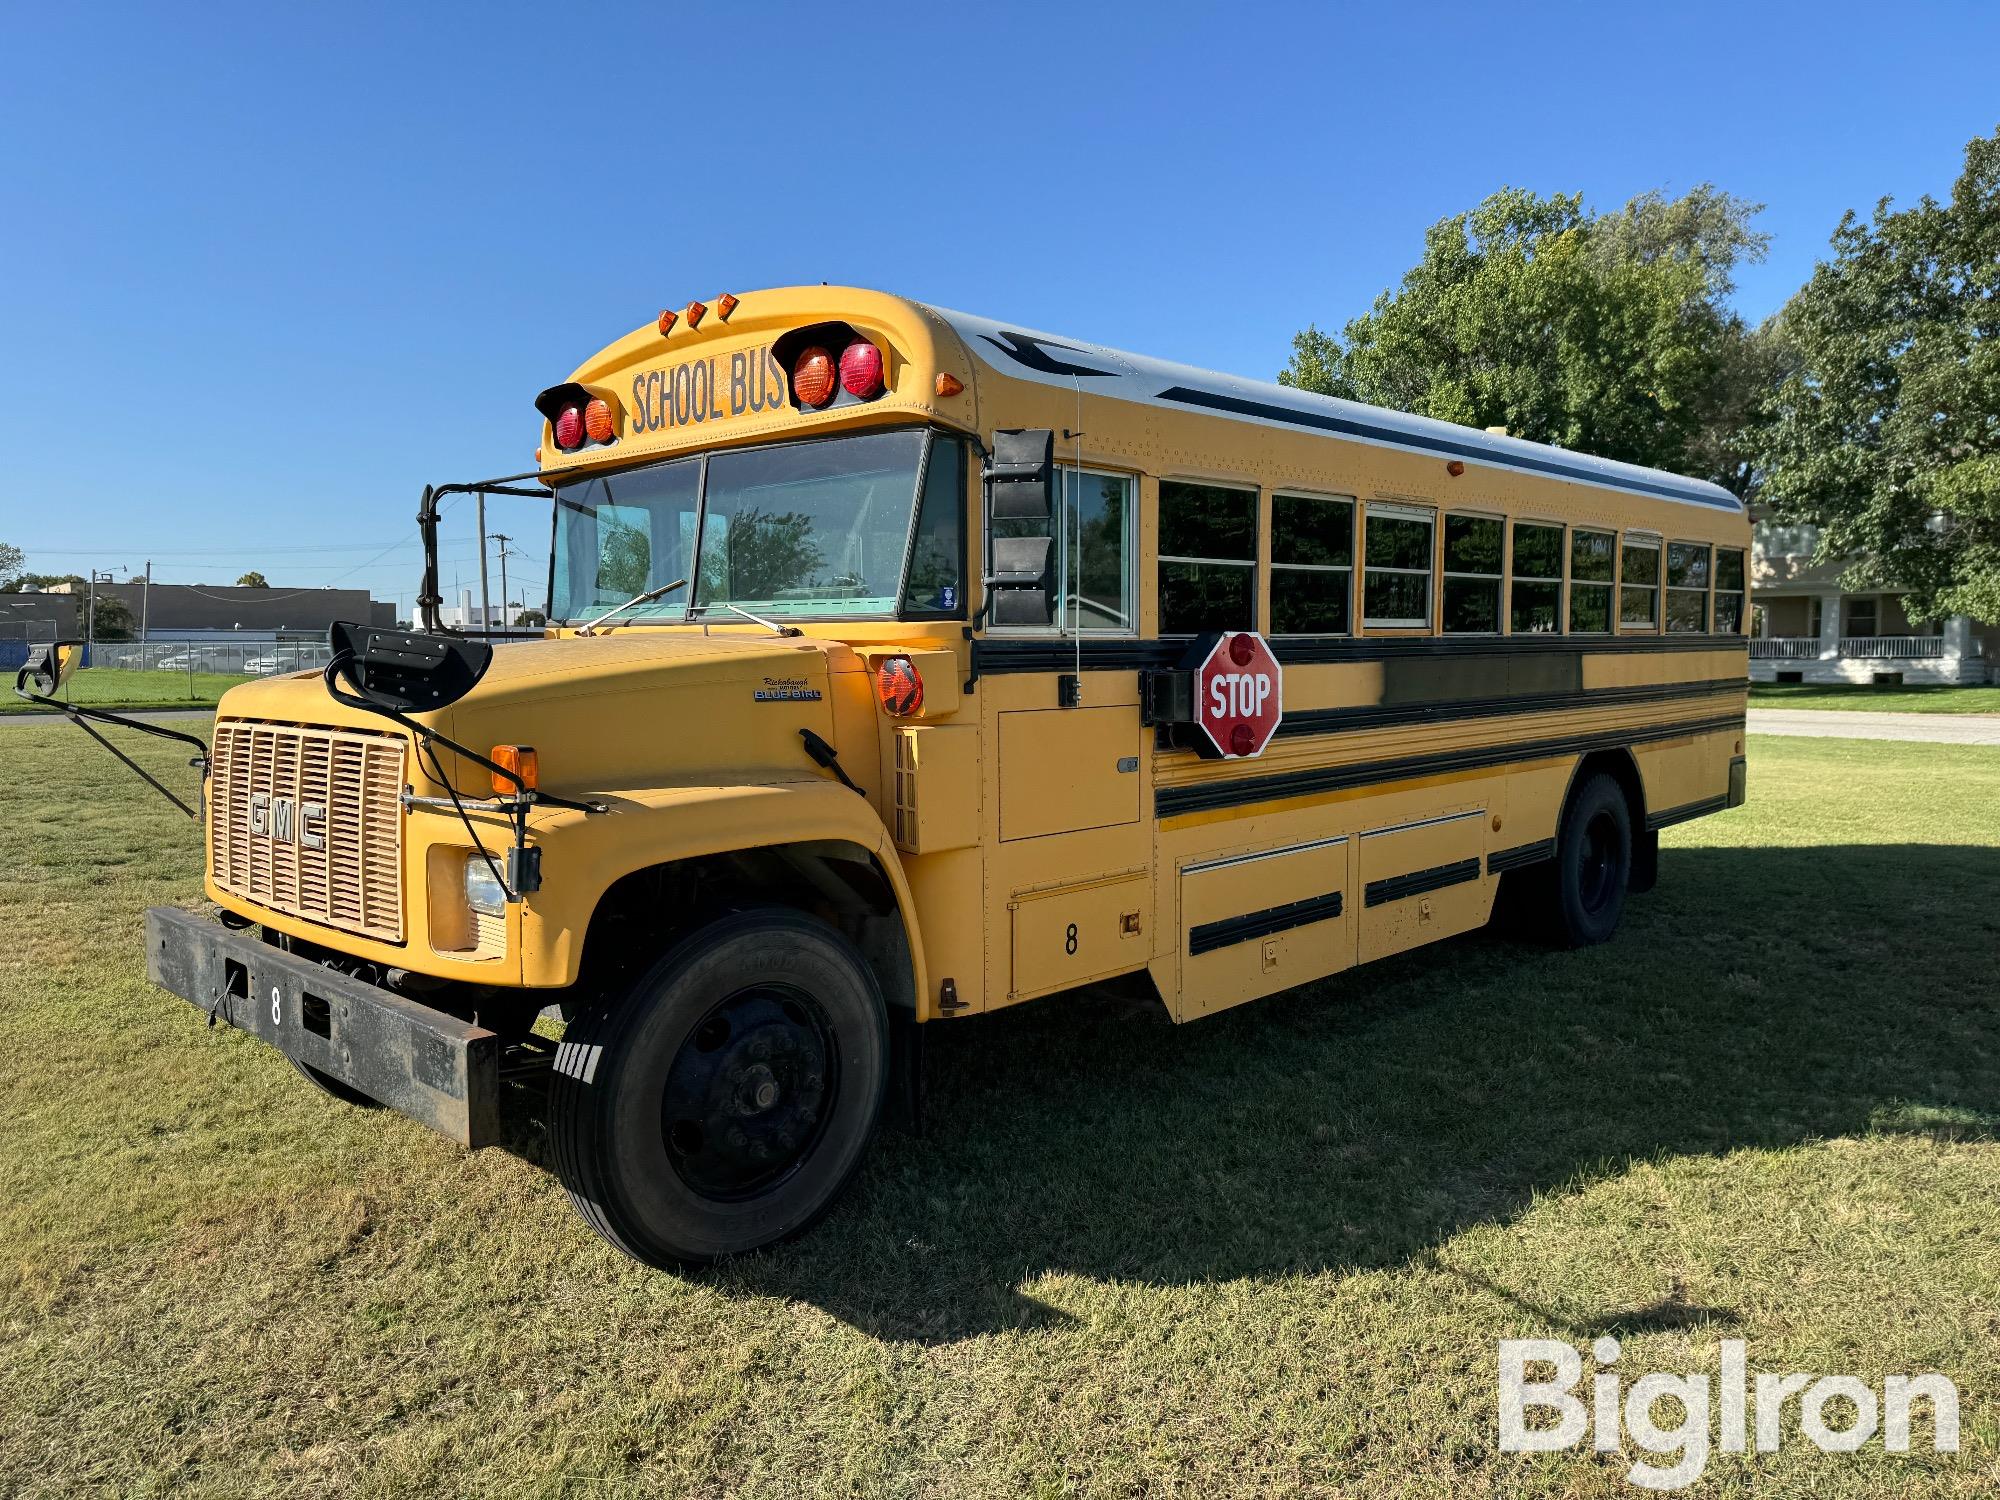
[1065,922,1078,956]
[271,985,283,1027]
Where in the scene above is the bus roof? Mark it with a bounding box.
[923,301,1744,514]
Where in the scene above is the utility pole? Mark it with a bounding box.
[492,534,514,630]
[141,560,152,659]
[476,490,491,634]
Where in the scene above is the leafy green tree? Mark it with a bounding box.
[0,542,23,586]
[234,571,269,588]
[1758,127,2000,624]
[1,570,85,593]
[91,594,135,640]
[1281,184,1772,493]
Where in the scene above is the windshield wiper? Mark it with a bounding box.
[576,578,687,636]
[718,602,803,638]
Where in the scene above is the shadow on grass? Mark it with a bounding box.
[581,841,1998,1343]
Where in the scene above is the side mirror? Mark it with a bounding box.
[986,428,1054,521]
[14,640,82,699]
[327,621,492,713]
[987,537,1055,625]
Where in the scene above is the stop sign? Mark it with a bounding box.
[1192,631,1283,759]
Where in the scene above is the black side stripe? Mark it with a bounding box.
[1365,858,1482,908]
[1187,891,1345,957]
[1152,385,1743,510]
[1274,677,1745,741]
[1645,795,1730,832]
[1156,712,1746,819]
[1487,839,1556,875]
[971,633,1751,677]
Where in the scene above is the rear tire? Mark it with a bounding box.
[549,909,888,1268]
[1552,772,1632,947]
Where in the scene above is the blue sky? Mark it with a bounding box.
[5,1,1996,614]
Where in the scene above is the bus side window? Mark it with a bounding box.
[1510,521,1565,633]
[1569,528,1614,632]
[1056,467,1135,632]
[1664,541,1711,632]
[1714,548,1747,633]
[1158,481,1257,634]
[1620,533,1661,629]
[1363,503,1435,629]
[1441,513,1502,633]
[1270,494,1354,634]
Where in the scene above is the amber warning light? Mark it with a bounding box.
[491,745,539,795]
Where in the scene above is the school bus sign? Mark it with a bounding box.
[1193,631,1282,759]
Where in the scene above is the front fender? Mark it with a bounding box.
[517,775,927,1010]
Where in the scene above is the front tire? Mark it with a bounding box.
[549,909,889,1267]
[1552,772,1632,947]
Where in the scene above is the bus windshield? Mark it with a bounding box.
[550,428,933,624]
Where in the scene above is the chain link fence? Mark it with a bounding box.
[85,639,337,677]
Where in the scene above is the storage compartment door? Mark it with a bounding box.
[1178,836,1351,1020]
[1357,807,1492,965]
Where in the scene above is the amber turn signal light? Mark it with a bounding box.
[934,372,963,398]
[491,745,539,795]
[877,656,925,717]
[584,397,617,443]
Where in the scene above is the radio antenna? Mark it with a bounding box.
[1071,375,1084,684]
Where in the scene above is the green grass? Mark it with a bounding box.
[5,723,2000,1496]
[1751,681,2000,713]
[1,666,254,715]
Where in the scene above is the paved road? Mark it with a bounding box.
[0,707,213,730]
[1748,708,2000,745]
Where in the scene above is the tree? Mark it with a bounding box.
[0,542,22,586]
[1,570,85,594]
[1758,127,2000,624]
[91,594,135,640]
[1280,184,1772,493]
[514,608,547,627]
[235,571,269,589]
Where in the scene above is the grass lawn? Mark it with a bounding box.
[1751,681,2000,714]
[4,723,2000,1496]
[1,666,254,715]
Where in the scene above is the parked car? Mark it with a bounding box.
[240,655,289,675]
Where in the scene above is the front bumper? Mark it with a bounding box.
[146,906,502,1147]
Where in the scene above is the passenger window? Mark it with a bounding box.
[1158,481,1257,634]
[1441,514,1502,633]
[1270,494,1353,635]
[1664,542,1710,632]
[1364,505,1434,628]
[1714,548,1747,634]
[1569,529,1614,632]
[1620,535,1661,628]
[901,436,965,618]
[1060,468,1134,632]
[1511,522,1564,633]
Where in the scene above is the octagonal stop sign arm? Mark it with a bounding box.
[1138,630,1284,760]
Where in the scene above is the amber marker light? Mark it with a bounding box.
[792,346,837,407]
[1446,460,1466,477]
[491,745,539,795]
[934,372,964,398]
[584,397,617,443]
[658,308,678,336]
[716,292,739,321]
[685,299,707,329]
[876,656,925,717]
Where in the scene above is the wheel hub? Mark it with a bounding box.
[660,987,834,1200]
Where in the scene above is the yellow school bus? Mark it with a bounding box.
[37,285,1747,1267]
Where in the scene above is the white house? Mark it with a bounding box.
[1751,521,1996,684]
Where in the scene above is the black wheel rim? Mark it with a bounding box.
[1578,810,1621,915]
[659,984,838,1201]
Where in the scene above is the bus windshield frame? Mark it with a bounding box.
[545,426,965,628]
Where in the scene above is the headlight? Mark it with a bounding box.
[463,854,508,917]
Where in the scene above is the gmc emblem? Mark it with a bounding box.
[248,792,326,850]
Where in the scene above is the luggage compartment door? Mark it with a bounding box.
[1357,806,1492,965]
